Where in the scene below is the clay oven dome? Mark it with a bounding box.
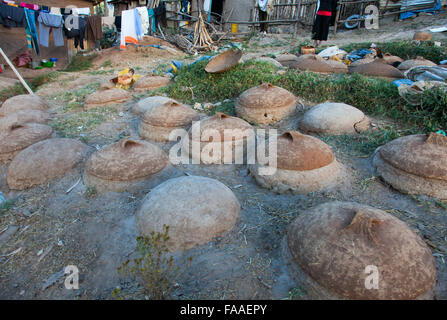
[250,131,339,194]
[235,83,296,125]
[132,96,173,116]
[7,138,88,190]
[133,75,170,91]
[373,133,447,199]
[299,102,370,135]
[84,139,168,192]
[0,123,53,164]
[84,88,131,110]
[275,53,299,67]
[135,176,240,251]
[139,100,200,142]
[290,54,334,74]
[183,113,255,165]
[325,59,348,73]
[0,94,48,117]
[398,57,437,71]
[0,110,49,132]
[286,201,436,299]
[349,59,404,79]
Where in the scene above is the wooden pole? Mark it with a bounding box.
[0,47,34,95]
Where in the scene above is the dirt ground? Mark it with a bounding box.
[0,12,446,300]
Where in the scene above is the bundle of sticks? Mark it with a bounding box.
[193,10,217,51]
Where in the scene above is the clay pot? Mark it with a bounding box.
[84,88,131,110]
[84,139,168,192]
[289,54,334,74]
[205,49,243,73]
[413,31,432,41]
[182,113,255,165]
[349,56,375,67]
[398,56,437,71]
[301,46,316,55]
[0,110,49,132]
[135,176,240,251]
[299,102,370,135]
[235,83,296,125]
[275,53,299,67]
[0,94,48,117]
[139,100,200,142]
[0,123,53,164]
[349,58,404,79]
[132,96,173,116]
[7,138,88,190]
[286,201,436,299]
[249,131,339,194]
[133,75,170,91]
[373,133,447,199]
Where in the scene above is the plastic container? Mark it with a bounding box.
[231,23,238,34]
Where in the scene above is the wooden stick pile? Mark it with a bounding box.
[193,10,217,51]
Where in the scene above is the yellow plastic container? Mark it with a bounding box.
[231,23,238,34]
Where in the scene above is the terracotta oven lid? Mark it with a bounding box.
[290,54,334,73]
[275,53,299,65]
[205,49,243,73]
[398,56,437,71]
[84,88,131,106]
[85,139,168,181]
[142,100,200,127]
[0,123,53,154]
[0,94,48,116]
[349,59,404,78]
[236,83,296,110]
[276,131,335,171]
[192,113,253,142]
[379,133,447,181]
[287,201,436,299]
[133,75,170,90]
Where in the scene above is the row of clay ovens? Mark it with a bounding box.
[0,89,444,299]
[275,52,439,80]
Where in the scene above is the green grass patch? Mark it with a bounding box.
[321,126,417,156]
[0,199,16,216]
[165,60,446,132]
[64,53,98,72]
[340,40,447,64]
[50,106,118,138]
[0,71,61,104]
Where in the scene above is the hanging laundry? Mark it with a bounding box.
[64,16,86,50]
[20,3,39,10]
[101,16,115,28]
[0,3,26,28]
[203,0,211,12]
[85,16,103,42]
[114,16,121,32]
[147,9,156,33]
[153,2,167,28]
[120,9,143,49]
[136,7,149,34]
[38,12,64,47]
[134,8,144,39]
[72,7,91,16]
[258,0,269,12]
[50,7,61,15]
[24,8,39,55]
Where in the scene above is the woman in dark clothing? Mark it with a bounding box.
[312,0,337,47]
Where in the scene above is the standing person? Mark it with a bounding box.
[312,0,337,47]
